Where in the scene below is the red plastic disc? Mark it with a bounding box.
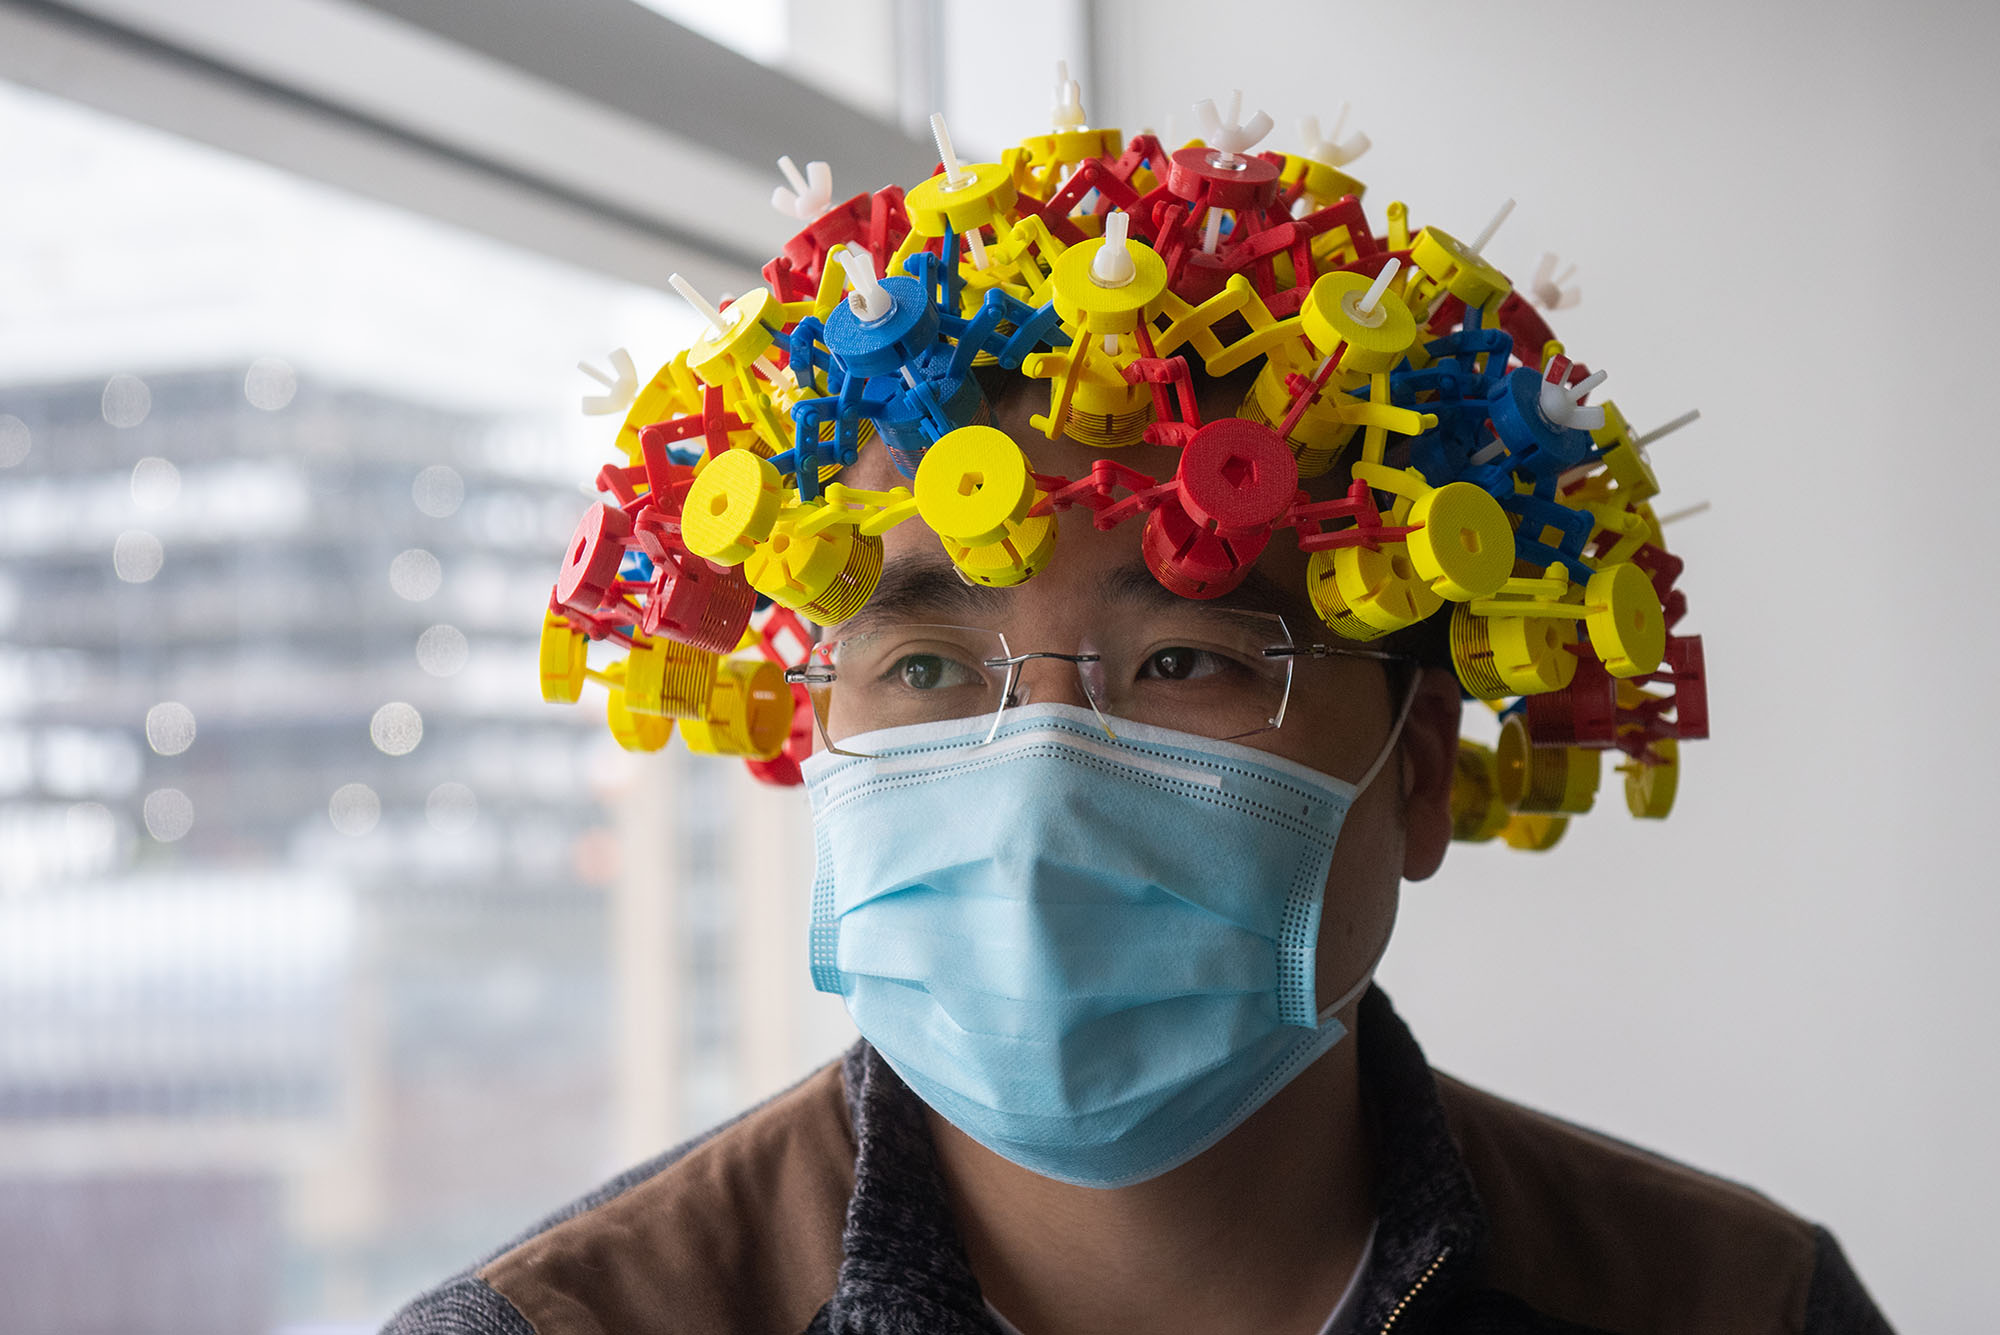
[1176,418,1298,538]
[554,503,633,613]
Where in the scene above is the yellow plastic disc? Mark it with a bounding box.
[905,162,1018,236]
[1449,605,1578,700]
[682,449,786,565]
[1449,739,1510,842]
[1409,226,1512,311]
[1404,482,1514,602]
[1494,714,1601,814]
[1299,270,1418,374]
[1624,737,1679,819]
[915,425,1036,546]
[1584,561,1666,678]
[538,611,587,704]
[1050,236,1170,332]
[1499,812,1568,851]
[687,288,780,387]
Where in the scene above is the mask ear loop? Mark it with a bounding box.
[1315,666,1425,1027]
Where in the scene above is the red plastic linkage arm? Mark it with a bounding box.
[1027,458,1180,531]
[1280,478,1419,553]
[1119,353,1204,448]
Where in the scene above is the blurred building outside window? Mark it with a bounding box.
[0,64,846,1335]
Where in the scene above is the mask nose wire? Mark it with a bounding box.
[1314,666,1426,1026]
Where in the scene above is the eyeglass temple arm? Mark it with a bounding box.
[1262,643,1416,663]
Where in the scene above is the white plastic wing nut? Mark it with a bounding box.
[1539,366,1608,432]
[1052,59,1086,131]
[1090,211,1137,288]
[1298,104,1370,167]
[832,245,894,323]
[1528,252,1581,310]
[1193,89,1273,162]
[771,155,835,222]
[577,347,638,416]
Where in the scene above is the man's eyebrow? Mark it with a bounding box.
[1096,561,1302,621]
[835,557,1008,631]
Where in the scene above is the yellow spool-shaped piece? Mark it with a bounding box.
[1584,562,1666,678]
[1299,270,1419,374]
[914,425,1034,546]
[1500,812,1568,851]
[603,664,673,752]
[1624,737,1679,819]
[538,611,587,704]
[1449,739,1511,842]
[941,504,1057,588]
[1409,226,1512,311]
[1239,374,1355,479]
[1495,714,1600,814]
[1448,604,1579,699]
[1062,403,1155,450]
[743,518,884,624]
[1307,543,1442,641]
[681,658,791,760]
[905,162,1018,237]
[1051,236,1170,336]
[623,635,721,719]
[687,288,782,387]
[682,449,786,565]
[1404,483,1514,602]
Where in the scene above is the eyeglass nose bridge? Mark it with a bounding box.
[982,650,1113,731]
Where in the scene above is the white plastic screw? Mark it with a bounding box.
[928,111,990,269]
[577,347,638,416]
[930,112,971,189]
[1634,408,1701,449]
[771,155,835,221]
[669,272,731,336]
[1299,103,1370,167]
[1193,89,1273,162]
[1469,197,1516,256]
[1656,500,1711,526]
[1357,257,1401,317]
[1202,206,1226,254]
[1090,211,1137,288]
[1528,251,1581,310]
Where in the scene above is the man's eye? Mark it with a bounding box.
[1139,647,1220,682]
[894,654,961,690]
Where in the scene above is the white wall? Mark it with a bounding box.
[1081,0,1998,1326]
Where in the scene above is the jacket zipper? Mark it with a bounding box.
[1376,1246,1450,1335]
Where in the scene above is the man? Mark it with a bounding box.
[388,104,1893,1334]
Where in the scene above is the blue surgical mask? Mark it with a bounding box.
[801,696,1411,1188]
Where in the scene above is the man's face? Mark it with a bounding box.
[822,379,1461,1011]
